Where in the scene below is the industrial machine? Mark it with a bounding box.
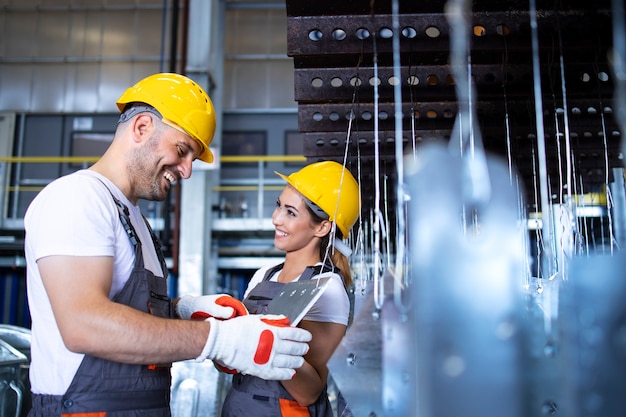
[0,325,31,417]
[1,1,625,415]
[285,0,626,416]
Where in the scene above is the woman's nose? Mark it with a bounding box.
[271,208,282,224]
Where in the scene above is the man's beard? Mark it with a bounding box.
[127,131,169,202]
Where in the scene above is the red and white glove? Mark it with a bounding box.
[197,314,312,380]
[178,294,249,374]
[176,294,248,321]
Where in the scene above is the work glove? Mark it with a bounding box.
[176,294,248,320]
[197,314,312,380]
[180,294,249,374]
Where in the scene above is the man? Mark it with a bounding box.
[24,73,311,416]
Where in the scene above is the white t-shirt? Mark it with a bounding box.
[24,170,163,395]
[244,263,350,325]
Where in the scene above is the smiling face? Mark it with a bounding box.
[126,117,200,202]
[272,185,330,255]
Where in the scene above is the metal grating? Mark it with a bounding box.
[286,0,623,222]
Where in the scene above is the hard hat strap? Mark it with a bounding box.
[302,195,329,220]
[118,104,162,124]
[333,237,352,257]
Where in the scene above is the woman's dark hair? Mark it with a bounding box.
[306,206,353,290]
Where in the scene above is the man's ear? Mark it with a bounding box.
[130,113,154,143]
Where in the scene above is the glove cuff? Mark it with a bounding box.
[175,295,196,320]
[196,317,219,362]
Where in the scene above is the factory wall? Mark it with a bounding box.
[0,0,302,325]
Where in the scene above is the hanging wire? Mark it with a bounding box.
[159,0,168,72]
[589,31,620,254]
[382,174,392,270]
[353,130,368,289]
[406,53,420,163]
[569,142,585,256]
[503,73,514,184]
[554,11,585,261]
[577,176,591,256]
[409,76,419,161]
[391,0,405,274]
[600,101,617,254]
[551,62,573,279]
[446,0,491,213]
[341,39,369,292]
[322,148,351,272]
[501,19,513,185]
[369,1,385,311]
[553,104,564,205]
[501,21,534,291]
[531,146,543,282]
[606,186,619,251]
[529,0,555,279]
[553,21,578,269]
[391,0,411,313]
[553,105,573,278]
[518,173,533,290]
[557,45,574,208]
[613,0,626,146]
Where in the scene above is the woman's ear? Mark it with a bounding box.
[314,220,332,237]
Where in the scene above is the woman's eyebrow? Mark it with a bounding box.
[284,202,300,213]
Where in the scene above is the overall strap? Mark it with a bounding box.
[263,261,339,282]
[140,214,169,277]
[262,262,285,281]
[94,177,167,276]
[299,261,338,281]
[113,195,140,248]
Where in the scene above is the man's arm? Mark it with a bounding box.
[38,254,208,364]
[37,254,312,380]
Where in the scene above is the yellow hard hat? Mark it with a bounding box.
[276,161,360,237]
[116,73,216,163]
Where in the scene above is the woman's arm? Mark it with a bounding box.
[281,319,346,405]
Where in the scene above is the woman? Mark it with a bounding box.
[221,160,360,417]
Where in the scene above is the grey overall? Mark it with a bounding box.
[29,190,174,417]
[221,263,335,417]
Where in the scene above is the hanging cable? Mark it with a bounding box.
[500,28,514,184]
[504,85,514,184]
[446,0,491,216]
[557,46,573,208]
[555,14,583,265]
[611,0,626,150]
[391,0,410,313]
[531,146,543,282]
[342,43,368,290]
[369,1,385,311]
[391,0,405,274]
[600,99,617,254]
[529,0,555,279]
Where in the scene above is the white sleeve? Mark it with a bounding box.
[25,173,118,260]
[303,272,350,325]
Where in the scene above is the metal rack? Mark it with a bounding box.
[286,0,622,218]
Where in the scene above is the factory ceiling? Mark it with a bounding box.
[285,0,623,220]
